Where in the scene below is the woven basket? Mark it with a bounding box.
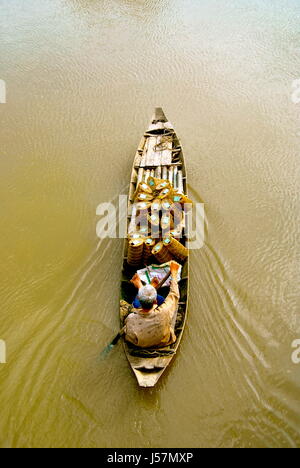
[170,228,183,239]
[127,238,144,266]
[137,192,154,202]
[170,203,184,229]
[152,242,173,264]
[156,180,171,191]
[161,198,173,212]
[158,187,173,200]
[151,199,161,212]
[161,213,174,232]
[134,182,153,200]
[172,192,193,206]
[163,236,188,261]
[139,182,152,194]
[128,232,146,241]
[143,237,156,264]
[148,213,160,227]
[136,201,152,212]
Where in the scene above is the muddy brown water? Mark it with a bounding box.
[0,0,299,448]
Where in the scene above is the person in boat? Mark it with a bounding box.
[131,275,165,309]
[125,261,181,348]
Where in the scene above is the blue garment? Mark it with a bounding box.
[133,294,165,309]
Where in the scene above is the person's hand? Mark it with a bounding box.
[131,273,143,289]
[170,261,180,276]
[151,277,160,289]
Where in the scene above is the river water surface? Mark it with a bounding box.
[0,0,299,448]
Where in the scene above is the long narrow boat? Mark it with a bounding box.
[120,108,189,387]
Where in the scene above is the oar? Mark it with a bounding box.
[99,268,173,360]
[156,269,171,289]
[99,327,126,360]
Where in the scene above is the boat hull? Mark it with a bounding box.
[120,108,189,387]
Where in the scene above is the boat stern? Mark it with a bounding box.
[133,366,166,388]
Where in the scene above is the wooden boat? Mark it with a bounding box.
[120,108,189,387]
